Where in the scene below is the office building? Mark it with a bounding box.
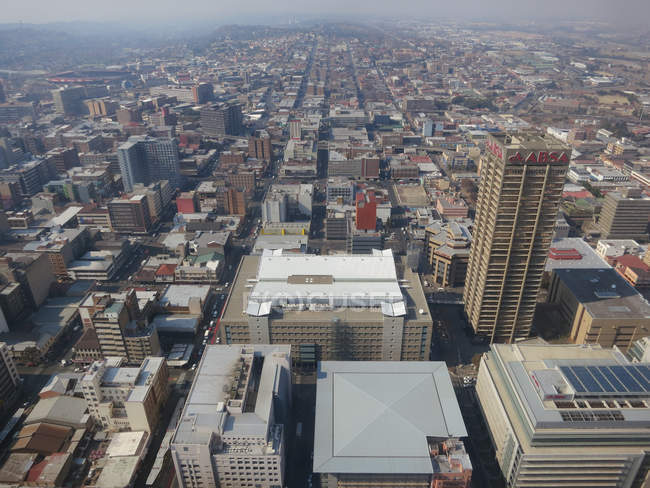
[220,249,432,362]
[314,361,471,488]
[81,356,168,433]
[45,147,79,174]
[261,184,313,223]
[51,87,86,116]
[0,158,57,199]
[78,290,161,364]
[548,268,650,351]
[192,83,214,104]
[346,218,383,254]
[476,342,650,487]
[117,136,181,192]
[171,345,291,488]
[85,98,118,118]
[200,103,242,137]
[425,222,472,288]
[0,252,55,310]
[249,130,272,161]
[598,188,650,241]
[463,132,570,342]
[131,180,173,224]
[327,178,355,205]
[108,195,153,234]
[0,102,35,124]
[23,227,90,278]
[226,170,256,192]
[0,342,20,412]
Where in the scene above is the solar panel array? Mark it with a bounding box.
[559,365,650,395]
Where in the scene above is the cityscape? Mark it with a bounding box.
[0,6,649,488]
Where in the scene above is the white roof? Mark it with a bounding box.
[247,249,405,316]
[313,362,467,474]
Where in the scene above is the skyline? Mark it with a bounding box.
[3,0,650,27]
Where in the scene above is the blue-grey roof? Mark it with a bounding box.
[313,361,467,475]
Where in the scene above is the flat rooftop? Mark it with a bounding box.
[245,249,405,317]
[545,238,610,272]
[553,268,650,319]
[313,361,467,475]
[223,251,430,324]
[173,344,290,447]
[485,343,650,446]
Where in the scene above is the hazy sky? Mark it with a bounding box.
[3,0,650,27]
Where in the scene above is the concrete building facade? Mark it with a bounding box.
[171,345,291,488]
[476,342,650,488]
[81,356,168,433]
[464,132,570,342]
[220,250,432,362]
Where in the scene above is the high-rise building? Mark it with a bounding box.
[171,345,291,488]
[220,249,432,362]
[314,361,471,488]
[51,86,86,116]
[200,103,242,137]
[117,136,180,192]
[108,195,153,234]
[0,80,6,103]
[463,132,570,342]
[0,341,20,412]
[248,130,272,161]
[81,356,168,432]
[476,342,650,487]
[191,83,214,104]
[598,188,650,241]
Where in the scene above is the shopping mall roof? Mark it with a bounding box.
[246,249,405,317]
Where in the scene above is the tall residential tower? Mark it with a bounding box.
[463,132,570,342]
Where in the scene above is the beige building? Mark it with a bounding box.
[548,268,650,351]
[464,132,570,342]
[219,249,432,362]
[598,188,650,241]
[425,222,472,287]
[476,342,650,488]
[78,290,161,364]
[171,345,291,488]
[81,356,168,433]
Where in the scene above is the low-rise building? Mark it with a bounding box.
[425,222,472,287]
[548,268,650,351]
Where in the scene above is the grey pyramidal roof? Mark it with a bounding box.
[313,361,467,474]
